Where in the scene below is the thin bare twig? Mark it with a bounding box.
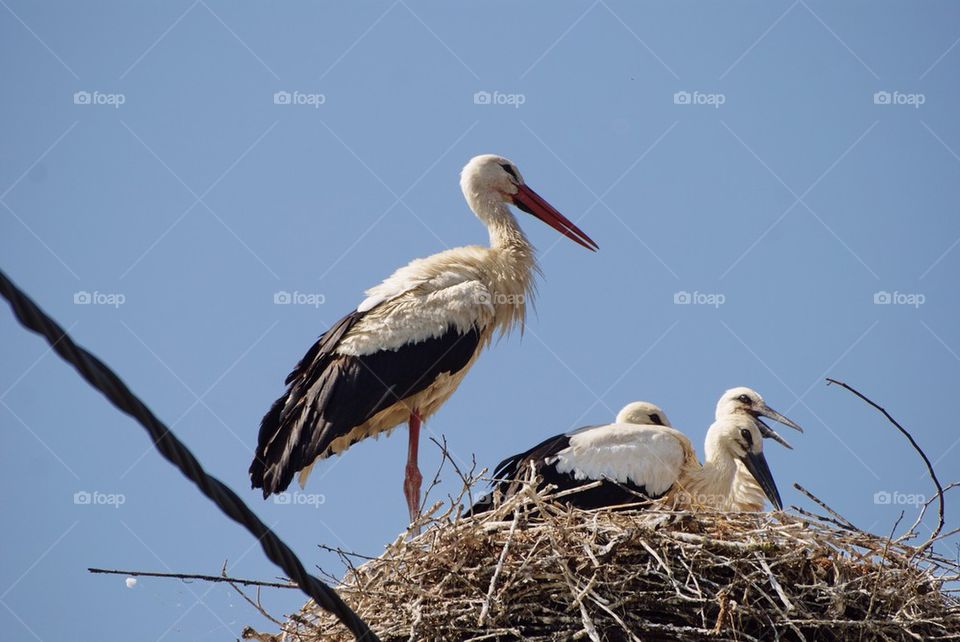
[788,505,855,532]
[87,567,295,589]
[478,507,520,626]
[826,378,945,550]
[793,483,859,532]
[866,512,904,622]
[317,544,378,562]
[428,435,480,512]
[898,481,960,544]
[420,435,452,515]
[220,560,285,627]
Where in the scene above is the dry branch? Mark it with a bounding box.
[826,377,946,549]
[87,567,296,589]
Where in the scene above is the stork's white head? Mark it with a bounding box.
[460,154,525,201]
[615,401,671,427]
[715,386,803,449]
[704,418,782,510]
[705,419,763,460]
[460,154,598,251]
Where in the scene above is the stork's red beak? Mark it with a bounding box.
[512,184,599,251]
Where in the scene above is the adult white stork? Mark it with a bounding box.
[249,154,598,524]
[468,388,802,514]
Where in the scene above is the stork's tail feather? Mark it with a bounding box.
[248,311,366,498]
[249,394,291,497]
[250,310,484,501]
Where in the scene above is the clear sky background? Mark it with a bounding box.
[2,2,959,640]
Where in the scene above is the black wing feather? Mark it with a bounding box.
[250,310,480,497]
[466,426,664,516]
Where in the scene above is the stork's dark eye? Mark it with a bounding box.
[649,413,663,426]
[740,428,753,445]
[500,163,519,181]
[737,394,751,404]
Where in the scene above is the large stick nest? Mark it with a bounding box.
[272,486,959,642]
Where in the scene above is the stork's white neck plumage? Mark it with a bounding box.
[463,193,539,337]
[684,439,739,508]
[482,203,530,252]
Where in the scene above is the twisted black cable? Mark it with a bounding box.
[0,270,379,642]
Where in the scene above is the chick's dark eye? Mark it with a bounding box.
[738,394,751,404]
[740,428,753,445]
[500,163,519,180]
[649,413,663,426]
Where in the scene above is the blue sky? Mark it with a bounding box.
[2,2,958,639]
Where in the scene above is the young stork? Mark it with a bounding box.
[469,388,802,514]
[466,400,672,515]
[249,154,598,524]
[613,400,672,427]
[720,387,803,510]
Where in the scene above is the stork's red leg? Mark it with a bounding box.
[403,409,423,526]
